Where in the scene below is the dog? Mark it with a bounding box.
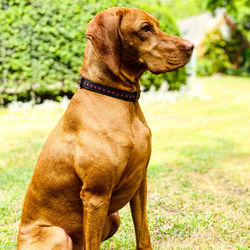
[17,7,193,250]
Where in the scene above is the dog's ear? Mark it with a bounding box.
[86,9,123,76]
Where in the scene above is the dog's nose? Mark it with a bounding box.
[184,40,194,52]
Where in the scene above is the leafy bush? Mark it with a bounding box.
[0,0,186,105]
[197,28,249,76]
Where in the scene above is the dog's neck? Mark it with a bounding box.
[79,42,144,92]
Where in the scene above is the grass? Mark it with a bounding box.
[0,76,249,249]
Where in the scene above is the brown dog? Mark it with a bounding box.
[17,7,193,250]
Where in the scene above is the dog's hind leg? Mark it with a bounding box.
[17,225,73,250]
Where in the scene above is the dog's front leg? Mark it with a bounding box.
[81,188,110,250]
[130,175,152,250]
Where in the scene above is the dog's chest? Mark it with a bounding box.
[121,115,151,183]
[75,101,151,204]
[111,105,151,196]
[130,114,151,165]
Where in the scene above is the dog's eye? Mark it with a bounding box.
[141,25,151,32]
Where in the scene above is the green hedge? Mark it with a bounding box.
[0,0,186,105]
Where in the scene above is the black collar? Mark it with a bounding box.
[78,77,140,102]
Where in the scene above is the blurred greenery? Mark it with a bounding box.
[197,29,249,76]
[0,0,249,105]
[196,0,250,76]
[204,0,250,40]
[0,0,186,105]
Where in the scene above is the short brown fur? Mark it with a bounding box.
[17,7,193,250]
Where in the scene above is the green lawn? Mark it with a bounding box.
[0,76,249,249]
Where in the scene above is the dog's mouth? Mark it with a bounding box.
[167,53,192,69]
[148,56,192,74]
[167,61,178,66]
[150,59,191,74]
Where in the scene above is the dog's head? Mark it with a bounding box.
[86,7,193,81]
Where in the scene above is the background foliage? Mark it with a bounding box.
[197,28,249,76]
[0,0,186,105]
[204,0,250,40]
[1,0,249,105]
[164,0,249,77]
[196,0,250,76]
